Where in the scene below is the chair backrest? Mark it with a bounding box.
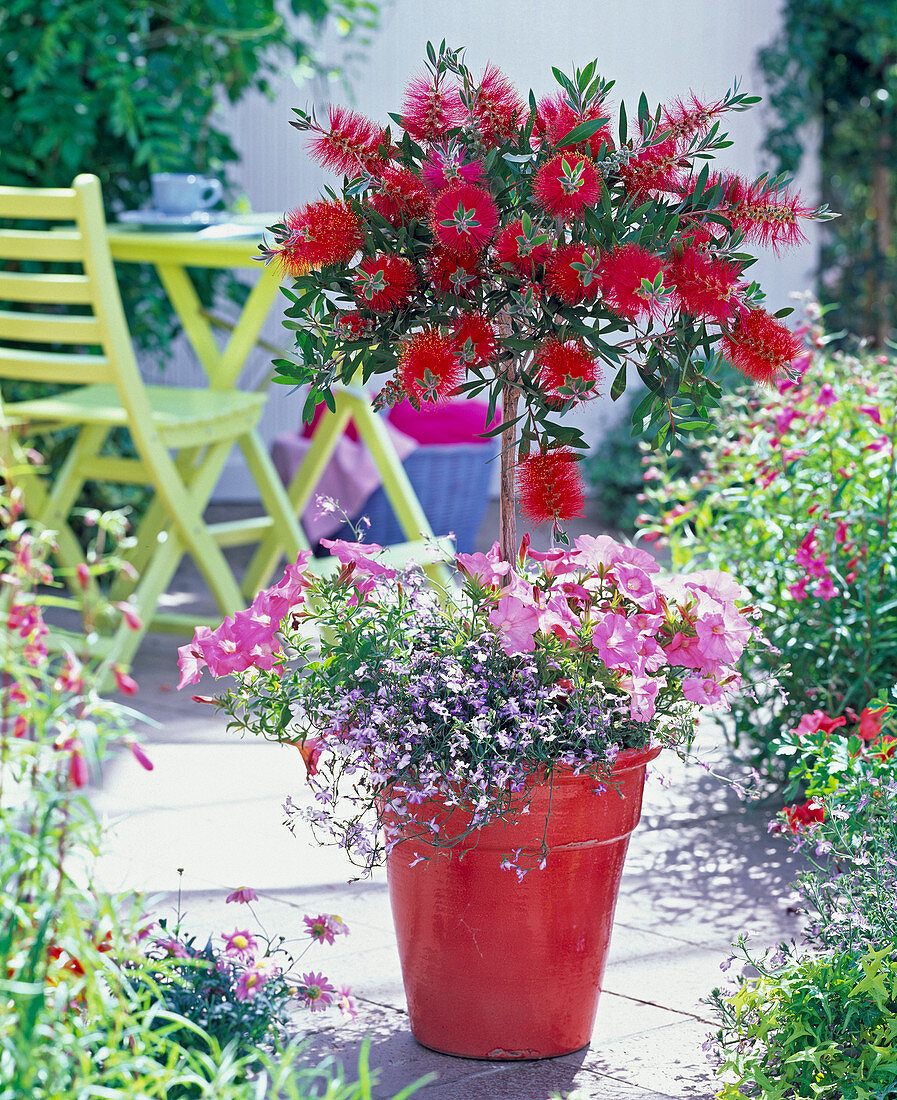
[0,174,147,400]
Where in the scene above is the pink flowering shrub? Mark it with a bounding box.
[638,303,897,774]
[180,534,761,872]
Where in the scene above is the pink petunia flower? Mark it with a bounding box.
[618,674,662,721]
[488,595,541,655]
[682,675,727,707]
[592,612,643,672]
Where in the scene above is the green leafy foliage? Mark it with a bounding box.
[707,693,897,1099]
[758,0,897,344]
[639,303,897,775]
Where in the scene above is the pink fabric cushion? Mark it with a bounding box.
[386,400,498,445]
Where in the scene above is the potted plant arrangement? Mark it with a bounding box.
[179,44,825,1059]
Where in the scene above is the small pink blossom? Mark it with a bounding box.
[299,971,336,1011]
[834,520,849,544]
[618,674,662,721]
[115,601,143,631]
[222,929,258,959]
[788,578,809,602]
[456,542,512,586]
[815,383,838,408]
[814,576,837,600]
[113,667,139,696]
[226,887,259,905]
[337,984,358,1019]
[304,913,349,944]
[865,435,892,453]
[126,740,153,771]
[858,404,882,424]
[610,562,657,608]
[592,612,643,672]
[235,960,277,1002]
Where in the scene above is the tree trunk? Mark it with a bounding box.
[498,381,520,566]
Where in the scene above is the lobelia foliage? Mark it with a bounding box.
[706,694,897,1099]
[178,533,763,874]
[261,42,828,539]
[638,300,897,777]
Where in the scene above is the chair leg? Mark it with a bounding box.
[239,428,309,597]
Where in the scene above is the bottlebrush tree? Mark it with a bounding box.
[261,42,831,562]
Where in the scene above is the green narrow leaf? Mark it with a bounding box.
[610,363,628,402]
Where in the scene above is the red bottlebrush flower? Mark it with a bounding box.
[661,92,727,141]
[431,182,498,256]
[426,250,482,298]
[667,244,742,324]
[493,218,552,278]
[533,152,600,220]
[465,64,524,146]
[449,312,497,367]
[721,308,803,385]
[543,243,601,305]
[719,173,811,252]
[335,310,376,340]
[307,105,386,176]
[534,336,601,402]
[534,93,615,157]
[597,243,667,321]
[353,255,416,312]
[275,200,363,276]
[517,448,586,525]
[401,74,464,142]
[421,142,485,193]
[618,138,684,200]
[367,165,432,225]
[399,329,464,404]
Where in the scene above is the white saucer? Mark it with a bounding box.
[115,209,230,230]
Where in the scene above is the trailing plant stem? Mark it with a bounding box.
[499,379,520,565]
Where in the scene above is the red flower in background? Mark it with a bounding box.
[533,153,600,219]
[399,329,464,403]
[368,166,432,225]
[667,245,742,324]
[493,218,552,278]
[543,244,601,305]
[450,312,497,367]
[857,705,889,742]
[306,105,386,176]
[465,64,523,145]
[517,449,586,524]
[721,308,802,386]
[534,337,601,402]
[276,201,363,276]
[401,74,464,143]
[597,244,667,321]
[426,250,482,298]
[534,92,614,157]
[781,799,825,833]
[431,182,498,256]
[353,255,416,312]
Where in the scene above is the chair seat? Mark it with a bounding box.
[9,383,266,440]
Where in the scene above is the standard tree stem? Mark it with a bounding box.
[499,381,520,565]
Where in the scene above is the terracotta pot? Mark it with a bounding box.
[381,743,661,1060]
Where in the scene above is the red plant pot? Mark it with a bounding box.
[382,743,661,1060]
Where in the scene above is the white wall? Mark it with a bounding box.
[164,0,819,498]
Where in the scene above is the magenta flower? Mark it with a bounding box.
[235,960,276,1002]
[788,578,809,602]
[858,404,882,424]
[222,929,258,959]
[455,542,511,586]
[815,383,838,408]
[299,971,336,1011]
[226,887,259,905]
[618,673,662,721]
[814,576,838,600]
[126,740,154,771]
[610,561,657,608]
[304,913,349,944]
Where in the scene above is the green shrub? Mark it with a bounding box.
[639,308,897,775]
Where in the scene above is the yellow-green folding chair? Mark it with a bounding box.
[0,173,308,673]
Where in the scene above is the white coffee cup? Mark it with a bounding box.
[150,173,223,215]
